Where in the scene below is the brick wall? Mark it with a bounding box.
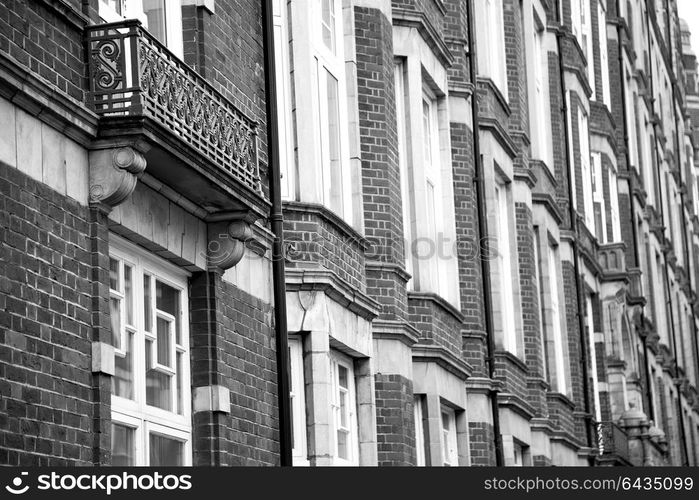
[0,0,87,102]
[190,271,278,466]
[0,161,96,465]
[375,374,416,466]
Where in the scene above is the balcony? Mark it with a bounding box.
[86,20,265,214]
[597,242,627,281]
[595,421,631,464]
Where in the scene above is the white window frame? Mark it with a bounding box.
[422,88,443,295]
[528,12,551,165]
[413,395,426,466]
[395,60,413,280]
[547,244,568,395]
[329,350,358,466]
[495,182,517,354]
[109,236,191,466]
[289,0,354,224]
[289,336,309,466]
[586,295,603,422]
[98,0,184,59]
[273,0,296,200]
[578,106,594,231]
[571,0,583,47]
[591,152,607,242]
[440,406,458,466]
[393,54,459,307]
[598,0,611,106]
[581,0,594,98]
[476,0,508,96]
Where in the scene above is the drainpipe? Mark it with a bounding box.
[555,0,594,456]
[662,0,691,465]
[466,0,503,467]
[262,0,293,466]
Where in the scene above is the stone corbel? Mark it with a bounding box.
[207,217,254,271]
[89,146,147,210]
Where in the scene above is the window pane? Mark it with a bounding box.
[337,430,348,460]
[147,369,172,411]
[109,258,119,291]
[111,423,134,466]
[339,390,347,427]
[146,338,172,411]
[113,331,134,399]
[157,316,172,367]
[156,280,179,317]
[144,274,152,333]
[124,265,133,325]
[143,0,167,45]
[109,297,122,350]
[422,100,432,167]
[149,433,183,466]
[321,0,335,51]
[101,0,123,15]
[338,365,348,389]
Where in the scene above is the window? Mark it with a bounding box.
[570,0,583,45]
[586,295,603,422]
[273,0,295,200]
[394,59,459,306]
[423,92,442,293]
[330,351,358,465]
[495,182,517,354]
[314,0,352,222]
[477,0,508,95]
[598,1,611,105]
[547,245,568,395]
[414,395,426,466]
[580,0,594,97]
[529,14,550,164]
[109,239,191,466]
[608,168,621,241]
[289,336,308,465]
[578,107,593,230]
[591,153,607,242]
[513,442,524,466]
[440,407,458,466]
[98,0,183,58]
[395,61,413,279]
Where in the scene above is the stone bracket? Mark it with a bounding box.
[92,341,115,376]
[193,385,230,413]
[207,219,254,271]
[89,146,147,209]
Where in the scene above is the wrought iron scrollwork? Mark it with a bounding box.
[92,39,122,91]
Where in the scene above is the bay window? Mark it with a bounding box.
[528,12,551,165]
[394,56,459,307]
[109,238,191,466]
[286,0,355,224]
[98,0,183,58]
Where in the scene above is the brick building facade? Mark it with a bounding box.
[1,0,698,467]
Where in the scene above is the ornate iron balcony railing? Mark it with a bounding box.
[86,20,261,194]
[596,420,630,463]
